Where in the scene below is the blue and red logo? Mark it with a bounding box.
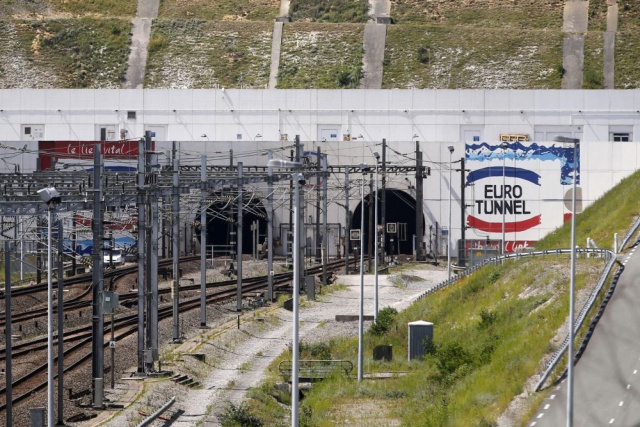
[466,166,541,233]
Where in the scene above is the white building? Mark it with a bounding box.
[1,89,638,260]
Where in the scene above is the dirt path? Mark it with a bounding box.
[100,265,448,426]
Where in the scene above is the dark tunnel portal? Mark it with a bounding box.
[351,189,421,255]
[197,192,267,256]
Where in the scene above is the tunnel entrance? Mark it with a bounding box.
[351,189,422,256]
[197,191,267,256]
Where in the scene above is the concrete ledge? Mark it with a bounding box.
[335,315,375,322]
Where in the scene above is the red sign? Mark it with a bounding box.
[38,140,147,170]
[464,239,537,255]
[73,214,136,231]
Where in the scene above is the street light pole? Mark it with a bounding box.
[358,165,368,381]
[502,141,508,257]
[37,186,61,427]
[447,146,454,279]
[554,135,580,427]
[47,205,54,427]
[267,158,304,427]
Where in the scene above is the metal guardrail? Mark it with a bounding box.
[136,396,176,427]
[415,248,618,392]
[278,360,353,381]
[620,215,640,252]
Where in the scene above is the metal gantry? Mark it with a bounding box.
[0,136,431,424]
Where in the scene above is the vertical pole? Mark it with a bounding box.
[19,219,24,281]
[415,142,424,261]
[172,143,181,341]
[315,148,322,262]
[37,216,42,284]
[368,177,373,272]
[502,144,507,257]
[144,135,154,372]
[295,137,304,296]
[267,151,274,301]
[344,169,350,274]
[358,172,365,382]
[200,155,207,328]
[110,313,115,388]
[459,157,466,267]
[47,207,54,425]
[291,172,301,427]
[237,162,244,312]
[57,219,64,425]
[322,152,328,285]
[448,149,453,279]
[567,141,579,427]
[374,163,379,321]
[137,137,146,373]
[92,143,104,406]
[71,215,76,276]
[381,139,386,264]
[289,149,294,266]
[5,240,12,425]
[149,162,159,369]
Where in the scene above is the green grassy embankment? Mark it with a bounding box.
[233,170,640,426]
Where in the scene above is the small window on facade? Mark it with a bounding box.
[24,126,31,135]
[612,133,631,142]
[127,111,136,120]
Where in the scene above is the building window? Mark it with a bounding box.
[612,132,631,142]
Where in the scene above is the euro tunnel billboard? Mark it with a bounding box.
[465,141,580,254]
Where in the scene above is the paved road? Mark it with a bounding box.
[530,245,640,426]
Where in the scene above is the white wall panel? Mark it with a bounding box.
[2,88,640,251]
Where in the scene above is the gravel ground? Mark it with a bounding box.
[89,261,449,427]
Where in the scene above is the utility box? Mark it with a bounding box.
[305,275,316,300]
[469,247,500,267]
[408,321,433,361]
[29,407,45,427]
[373,344,393,361]
[103,291,119,314]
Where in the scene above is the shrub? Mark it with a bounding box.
[370,307,398,336]
[435,342,473,377]
[417,46,430,64]
[478,309,497,330]
[219,402,263,427]
[422,337,437,356]
[293,341,332,359]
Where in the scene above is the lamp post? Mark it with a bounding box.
[501,141,508,257]
[554,135,580,427]
[447,146,454,279]
[267,158,303,427]
[37,186,61,427]
[358,163,370,381]
[373,152,380,321]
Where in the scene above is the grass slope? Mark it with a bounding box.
[236,170,640,425]
[288,0,370,23]
[159,0,279,21]
[390,0,563,29]
[278,23,364,89]
[49,0,136,17]
[383,25,563,89]
[536,169,640,250]
[146,20,272,89]
[8,18,130,88]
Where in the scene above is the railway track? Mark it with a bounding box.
[0,255,200,328]
[0,258,349,414]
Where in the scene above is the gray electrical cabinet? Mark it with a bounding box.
[408,321,433,361]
